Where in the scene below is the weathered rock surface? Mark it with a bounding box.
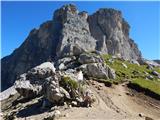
[146,75,154,80]
[147,65,154,70]
[108,66,116,79]
[81,63,115,79]
[130,59,140,66]
[14,62,56,98]
[15,79,40,99]
[14,62,74,104]
[55,56,77,70]
[78,53,103,64]
[43,76,64,103]
[88,8,141,60]
[0,86,17,101]
[1,4,141,91]
[55,4,97,57]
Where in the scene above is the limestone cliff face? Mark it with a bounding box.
[54,4,97,58]
[88,8,141,60]
[1,4,141,91]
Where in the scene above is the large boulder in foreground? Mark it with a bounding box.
[14,62,56,99]
[14,62,70,103]
[26,62,56,80]
[15,78,40,99]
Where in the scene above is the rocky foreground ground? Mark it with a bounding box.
[1,80,160,120]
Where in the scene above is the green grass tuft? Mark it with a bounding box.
[62,76,78,90]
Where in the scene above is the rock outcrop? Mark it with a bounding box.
[88,8,141,60]
[13,61,92,106]
[78,53,103,64]
[14,62,56,98]
[1,4,141,91]
[43,76,65,103]
[54,4,97,57]
[80,62,116,79]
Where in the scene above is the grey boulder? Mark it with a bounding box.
[14,62,56,99]
[15,79,41,98]
[44,76,64,103]
[60,87,71,99]
[108,66,116,79]
[78,53,103,64]
[80,63,116,79]
[147,65,154,70]
[146,75,154,80]
[152,71,160,76]
[56,56,77,70]
[130,59,140,66]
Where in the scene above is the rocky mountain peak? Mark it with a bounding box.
[54,4,97,58]
[53,4,78,23]
[88,8,141,60]
[1,4,142,91]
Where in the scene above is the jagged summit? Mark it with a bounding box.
[88,7,141,60]
[1,4,141,91]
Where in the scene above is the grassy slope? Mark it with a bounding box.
[102,54,160,96]
[131,78,160,95]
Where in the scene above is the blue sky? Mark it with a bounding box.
[1,1,160,60]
